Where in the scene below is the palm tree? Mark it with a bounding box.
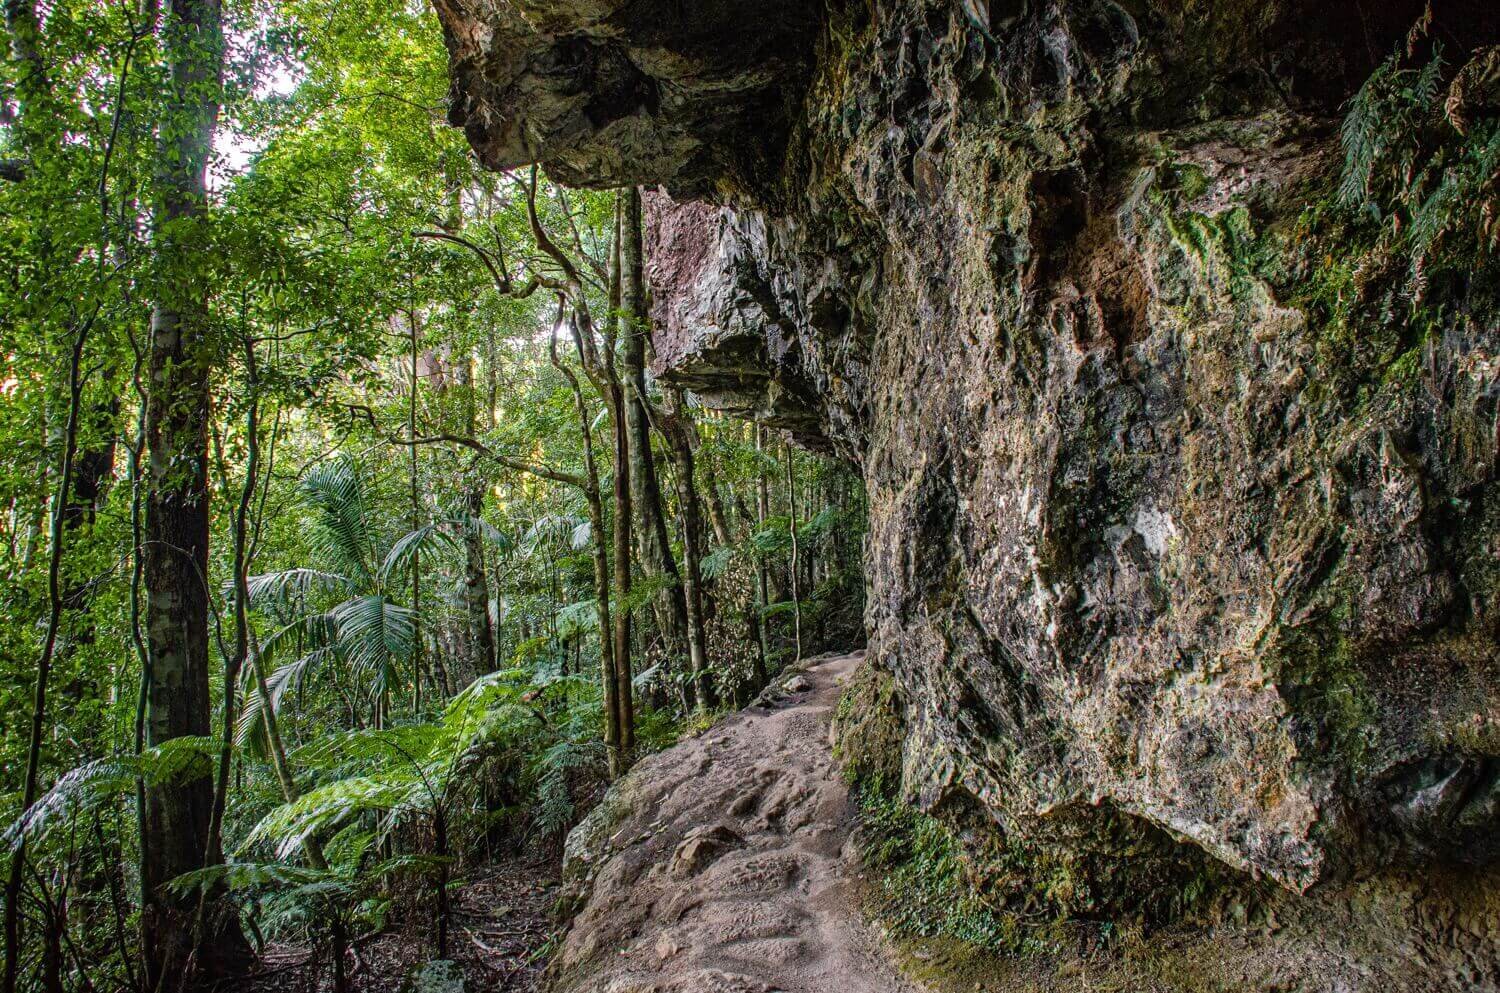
[239,455,454,744]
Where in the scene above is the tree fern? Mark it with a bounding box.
[700,545,735,581]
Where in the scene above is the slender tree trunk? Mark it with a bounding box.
[2,8,62,987]
[456,355,494,677]
[201,339,258,941]
[443,171,494,683]
[407,307,425,714]
[612,190,645,756]
[660,391,715,710]
[619,189,686,663]
[753,424,773,673]
[524,172,632,765]
[56,399,118,675]
[462,486,494,674]
[2,320,87,993]
[784,441,802,665]
[140,0,250,982]
[734,491,770,693]
[610,392,634,756]
[433,808,450,958]
[247,644,327,867]
[549,315,620,770]
[700,447,733,549]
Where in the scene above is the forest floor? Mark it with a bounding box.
[544,651,920,993]
[231,859,559,993]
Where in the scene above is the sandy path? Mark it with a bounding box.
[548,651,918,993]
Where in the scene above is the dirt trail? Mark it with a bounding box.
[549,651,918,993]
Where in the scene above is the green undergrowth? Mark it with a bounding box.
[834,662,1066,957]
[852,774,1066,957]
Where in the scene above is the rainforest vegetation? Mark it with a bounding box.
[0,2,865,990]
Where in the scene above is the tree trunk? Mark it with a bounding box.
[784,441,802,665]
[201,340,258,948]
[549,315,621,772]
[462,485,494,674]
[608,392,634,756]
[699,436,733,548]
[753,424,773,674]
[660,391,716,711]
[455,353,494,677]
[2,312,88,993]
[406,306,424,715]
[140,0,250,982]
[611,189,642,759]
[619,189,687,664]
[524,171,632,767]
[444,171,494,683]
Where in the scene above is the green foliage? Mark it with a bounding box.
[853,776,1038,953]
[1337,42,1500,293]
[5,737,220,849]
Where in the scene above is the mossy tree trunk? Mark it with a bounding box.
[140,0,252,983]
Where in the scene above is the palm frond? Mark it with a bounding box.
[330,595,416,678]
[379,523,458,583]
[301,456,376,585]
[445,511,512,550]
[245,568,352,608]
[236,647,338,755]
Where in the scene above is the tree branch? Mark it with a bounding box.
[413,229,548,298]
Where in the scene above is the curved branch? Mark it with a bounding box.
[414,229,548,299]
[387,432,588,491]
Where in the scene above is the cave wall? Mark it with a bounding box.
[436,0,1500,954]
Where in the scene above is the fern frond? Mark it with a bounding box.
[700,546,735,581]
[7,737,221,847]
[554,599,598,638]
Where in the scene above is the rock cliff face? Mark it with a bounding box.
[437,0,1500,965]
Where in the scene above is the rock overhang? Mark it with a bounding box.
[432,0,826,199]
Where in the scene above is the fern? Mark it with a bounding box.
[554,598,599,638]
[700,545,735,581]
[1337,39,1497,290]
[6,737,221,847]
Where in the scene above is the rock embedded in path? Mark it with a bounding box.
[671,824,744,877]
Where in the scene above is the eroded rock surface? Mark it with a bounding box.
[432,0,821,197]
[437,0,1500,981]
[548,654,917,993]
